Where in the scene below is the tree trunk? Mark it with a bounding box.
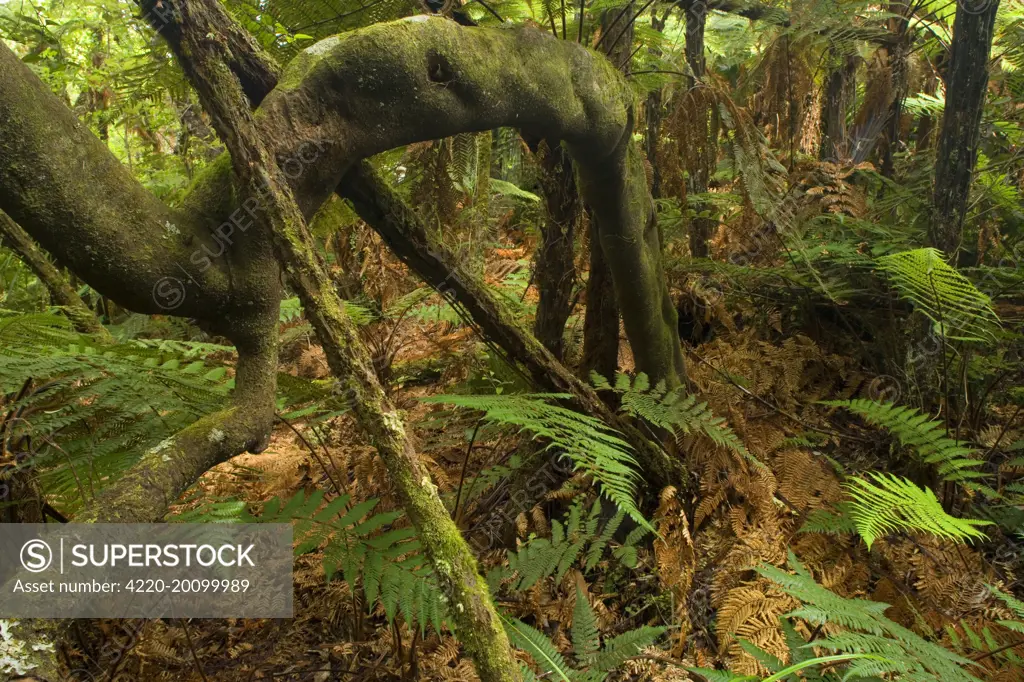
[931,0,1000,258]
[914,62,939,152]
[340,164,682,485]
[0,210,112,339]
[533,140,580,359]
[879,35,910,178]
[643,10,669,198]
[1,9,691,676]
[819,51,857,162]
[581,5,636,380]
[681,0,718,258]
[140,3,524,679]
[581,213,620,381]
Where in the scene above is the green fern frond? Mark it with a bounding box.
[844,473,990,548]
[758,552,982,682]
[502,605,664,682]
[591,372,751,461]
[248,489,438,633]
[823,399,986,484]
[493,499,649,592]
[572,587,600,667]
[421,393,650,529]
[502,615,574,682]
[875,248,1000,342]
[592,626,666,673]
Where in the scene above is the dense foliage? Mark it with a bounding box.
[2,0,1024,680]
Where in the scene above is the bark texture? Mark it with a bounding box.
[532,140,580,360]
[0,210,111,339]
[581,5,634,381]
[581,213,621,381]
[819,52,857,162]
[142,3,523,679]
[931,1,1000,258]
[681,0,717,259]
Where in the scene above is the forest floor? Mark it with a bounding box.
[83,241,1023,682]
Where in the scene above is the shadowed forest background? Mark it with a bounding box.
[1,0,1024,680]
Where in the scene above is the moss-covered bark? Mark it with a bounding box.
[152,3,522,679]
[3,15,685,386]
[0,43,244,320]
[340,163,682,485]
[0,11,693,677]
[0,210,112,339]
[73,324,278,523]
[582,214,621,381]
[251,17,684,384]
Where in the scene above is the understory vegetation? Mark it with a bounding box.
[1,0,1024,680]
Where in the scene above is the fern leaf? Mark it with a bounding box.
[593,626,666,673]
[572,587,600,667]
[823,399,986,484]
[421,393,650,529]
[502,615,573,682]
[844,473,990,548]
[876,248,1000,342]
[594,372,751,462]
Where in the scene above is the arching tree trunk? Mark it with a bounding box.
[931,0,1000,259]
[1,5,688,679]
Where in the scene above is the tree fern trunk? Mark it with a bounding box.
[820,51,857,162]
[931,0,1000,260]
[533,140,580,359]
[682,0,717,259]
[643,10,668,199]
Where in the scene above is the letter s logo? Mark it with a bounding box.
[21,539,52,572]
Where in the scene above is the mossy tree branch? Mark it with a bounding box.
[0,42,246,321]
[253,16,685,384]
[339,163,683,486]
[151,2,522,679]
[0,209,112,340]
[1,10,693,676]
[73,327,279,523]
[3,15,685,387]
